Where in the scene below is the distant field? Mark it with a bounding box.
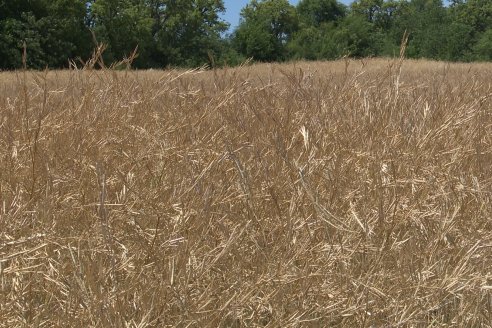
[0,59,491,327]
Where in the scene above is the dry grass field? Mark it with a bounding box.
[1,58,492,327]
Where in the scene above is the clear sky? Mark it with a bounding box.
[221,0,353,30]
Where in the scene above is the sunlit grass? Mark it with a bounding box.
[1,58,491,327]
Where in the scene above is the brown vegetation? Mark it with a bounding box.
[1,58,492,327]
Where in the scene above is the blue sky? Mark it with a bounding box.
[221,0,353,30]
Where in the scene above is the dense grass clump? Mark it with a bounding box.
[0,59,491,327]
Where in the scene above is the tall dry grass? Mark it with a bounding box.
[0,58,492,327]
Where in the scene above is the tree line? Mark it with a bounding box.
[0,0,491,70]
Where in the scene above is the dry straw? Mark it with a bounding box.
[0,52,491,326]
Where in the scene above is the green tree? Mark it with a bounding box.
[288,0,347,61]
[288,26,325,60]
[0,0,91,69]
[331,15,380,57]
[447,0,492,61]
[0,14,44,68]
[474,28,492,60]
[451,0,492,34]
[214,36,248,67]
[351,0,383,22]
[146,0,228,67]
[443,21,474,61]
[387,0,449,59]
[297,0,346,27]
[89,0,153,67]
[234,0,299,62]
[40,0,92,67]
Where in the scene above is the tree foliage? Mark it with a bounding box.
[148,0,228,67]
[0,0,228,69]
[234,0,298,61]
[0,0,91,69]
[0,0,491,69]
[297,0,347,27]
[89,0,153,66]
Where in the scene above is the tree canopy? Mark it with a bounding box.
[0,0,491,69]
[233,0,298,61]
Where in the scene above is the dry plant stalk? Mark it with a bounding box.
[0,57,491,327]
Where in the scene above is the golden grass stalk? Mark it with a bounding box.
[0,57,491,326]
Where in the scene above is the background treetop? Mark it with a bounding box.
[0,0,491,69]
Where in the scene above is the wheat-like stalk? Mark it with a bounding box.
[0,58,491,327]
